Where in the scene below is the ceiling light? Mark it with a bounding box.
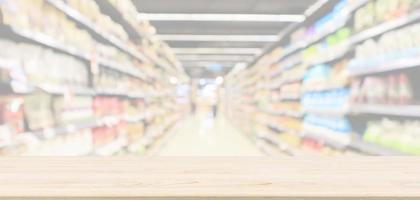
[172,48,262,55]
[137,13,305,22]
[159,34,278,42]
[182,61,237,68]
[304,0,329,16]
[177,55,254,62]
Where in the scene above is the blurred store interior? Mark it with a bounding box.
[0,0,420,156]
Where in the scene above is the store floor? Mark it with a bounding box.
[156,109,264,156]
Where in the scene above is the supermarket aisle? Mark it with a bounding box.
[157,110,264,156]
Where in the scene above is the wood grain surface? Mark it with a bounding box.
[0,157,419,199]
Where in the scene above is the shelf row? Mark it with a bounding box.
[46,0,149,64]
[261,103,420,118]
[0,24,150,81]
[226,0,420,156]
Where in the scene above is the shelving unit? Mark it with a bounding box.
[226,0,420,156]
[0,0,189,156]
[46,0,150,63]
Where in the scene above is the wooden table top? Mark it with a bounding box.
[0,157,419,199]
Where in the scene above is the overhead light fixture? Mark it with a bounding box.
[159,34,278,42]
[177,55,254,62]
[182,61,237,68]
[137,13,305,22]
[172,48,262,55]
[304,0,329,16]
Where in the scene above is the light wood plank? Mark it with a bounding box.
[0,157,419,199]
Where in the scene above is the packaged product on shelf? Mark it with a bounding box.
[279,82,301,99]
[126,122,144,145]
[269,116,301,133]
[271,102,301,115]
[302,27,351,64]
[349,23,420,72]
[123,99,145,118]
[0,96,24,134]
[350,72,414,105]
[0,40,89,90]
[94,67,148,94]
[304,114,352,134]
[93,97,123,117]
[53,96,93,126]
[302,88,350,112]
[279,132,301,147]
[354,0,420,32]
[92,123,124,149]
[302,60,349,92]
[0,96,24,147]
[23,93,54,131]
[363,118,420,155]
[1,0,95,53]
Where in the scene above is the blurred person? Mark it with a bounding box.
[191,97,196,115]
[212,87,221,118]
[190,80,197,115]
[212,101,217,118]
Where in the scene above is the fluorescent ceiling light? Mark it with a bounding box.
[178,55,254,61]
[182,61,238,66]
[182,63,234,68]
[304,0,329,16]
[138,13,305,22]
[159,34,278,42]
[172,48,262,55]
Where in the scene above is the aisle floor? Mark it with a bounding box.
[157,110,264,156]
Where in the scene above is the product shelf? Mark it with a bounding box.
[46,0,151,64]
[257,135,316,156]
[305,45,350,66]
[0,25,89,60]
[302,83,348,93]
[348,56,420,76]
[351,104,420,117]
[227,0,420,156]
[0,61,94,96]
[298,0,370,51]
[0,25,149,81]
[266,123,299,135]
[303,7,420,71]
[260,108,302,118]
[348,9,420,46]
[94,137,128,156]
[275,0,370,65]
[278,94,301,101]
[303,107,349,117]
[262,78,302,90]
[300,124,351,149]
[94,0,142,41]
[0,0,187,156]
[271,58,302,76]
[256,135,295,156]
[94,0,179,73]
[348,137,409,155]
